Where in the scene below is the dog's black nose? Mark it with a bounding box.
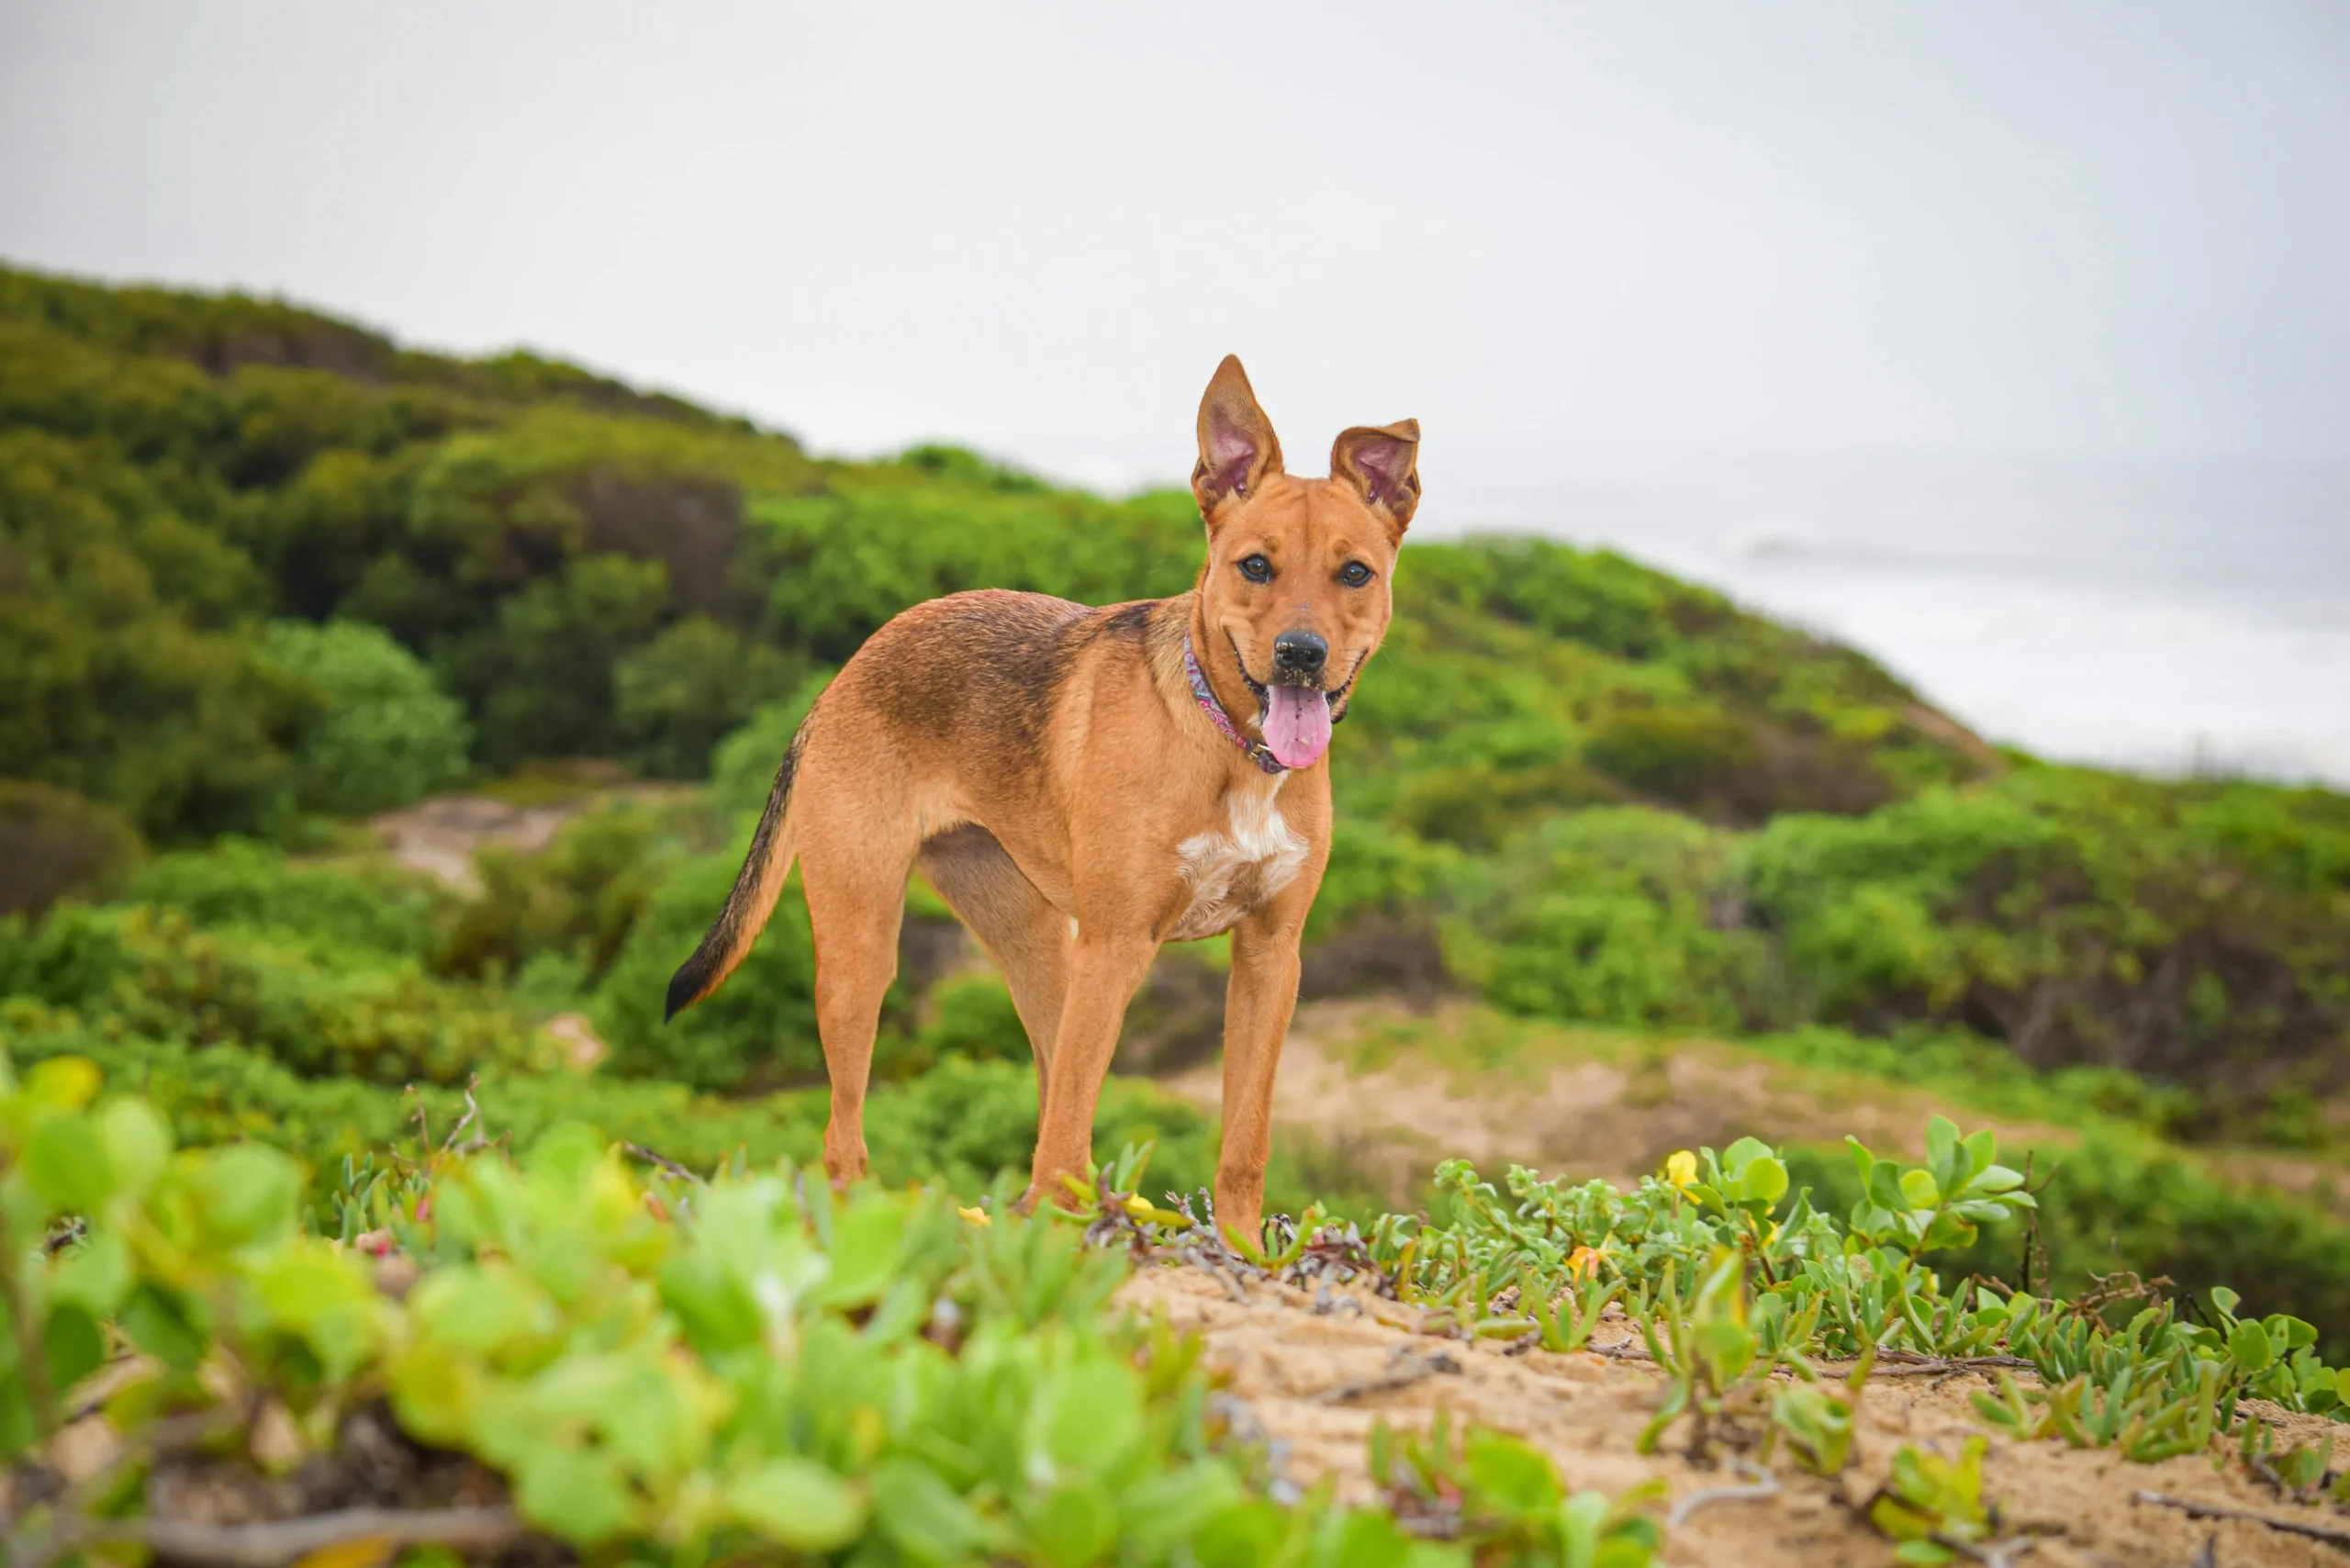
[1272,629,1327,680]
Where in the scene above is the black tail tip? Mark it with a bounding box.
[663,960,706,1025]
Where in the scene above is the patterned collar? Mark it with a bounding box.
[1183,634,1287,775]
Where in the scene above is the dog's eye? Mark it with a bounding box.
[1237,554,1273,583]
[1338,561,1374,588]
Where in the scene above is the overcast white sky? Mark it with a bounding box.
[5,1,2347,500]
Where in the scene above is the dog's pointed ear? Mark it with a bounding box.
[1192,354,1284,523]
[1331,419,1421,533]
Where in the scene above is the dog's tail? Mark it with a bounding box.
[665,717,811,1022]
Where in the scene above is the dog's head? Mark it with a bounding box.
[1189,354,1417,770]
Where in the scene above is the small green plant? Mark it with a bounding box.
[1378,1116,2350,1480]
[2241,1424,2350,1507]
[1634,1248,1817,1457]
[1969,1282,2344,1462]
[1371,1411,1666,1567]
[1844,1116,2032,1260]
[1763,1351,1870,1477]
[1865,1438,2002,1564]
[1525,1265,1619,1354]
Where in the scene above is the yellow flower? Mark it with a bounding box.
[1125,1194,1157,1221]
[1664,1150,1698,1192]
[957,1205,992,1227]
[1565,1244,1604,1281]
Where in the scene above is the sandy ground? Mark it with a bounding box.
[370,795,584,895]
[1120,1266,2348,1567]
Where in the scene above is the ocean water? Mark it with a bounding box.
[1426,452,2350,789]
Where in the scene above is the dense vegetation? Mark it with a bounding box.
[8,1058,2350,1565]
[3,262,2348,1347]
[0,1057,1680,1565]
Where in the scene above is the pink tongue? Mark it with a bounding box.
[1262,686,1334,768]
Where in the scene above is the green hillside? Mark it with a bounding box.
[5,261,2350,1340]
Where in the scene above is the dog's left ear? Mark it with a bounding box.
[1331,420,1421,534]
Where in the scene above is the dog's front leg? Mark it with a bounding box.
[1214,906,1305,1249]
[1024,929,1158,1209]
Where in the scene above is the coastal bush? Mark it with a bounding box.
[125,836,449,960]
[0,780,141,918]
[1449,807,1763,1031]
[0,1006,1315,1218]
[257,617,472,813]
[613,613,801,778]
[0,906,544,1084]
[439,801,673,986]
[1785,1130,2350,1361]
[1746,767,2350,1127]
[587,848,832,1092]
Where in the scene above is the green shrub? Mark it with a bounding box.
[744,474,1199,664]
[0,429,307,841]
[440,800,671,985]
[588,848,832,1092]
[614,614,800,778]
[1449,807,1763,1031]
[1744,769,2350,1121]
[1783,1130,2350,1362]
[1584,706,1759,806]
[442,553,672,770]
[0,1006,1326,1218]
[912,972,1035,1069]
[0,779,141,918]
[0,906,545,1084]
[124,836,448,959]
[258,617,472,813]
[707,671,833,821]
[1385,756,1628,852]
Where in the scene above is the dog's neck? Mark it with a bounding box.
[1182,632,1285,776]
[1172,593,1281,776]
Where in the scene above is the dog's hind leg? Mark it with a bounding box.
[794,780,923,1188]
[917,825,1069,1103]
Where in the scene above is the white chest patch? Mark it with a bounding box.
[1166,776,1309,942]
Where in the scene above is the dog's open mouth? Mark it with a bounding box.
[1228,635,1336,769]
[1259,684,1334,768]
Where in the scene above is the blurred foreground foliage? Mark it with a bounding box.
[4,1057,2346,1566]
[0,1055,1666,1566]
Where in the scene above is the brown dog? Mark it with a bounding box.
[665,356,1418,1242]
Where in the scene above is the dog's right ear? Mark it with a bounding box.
[1192,354,1284,524]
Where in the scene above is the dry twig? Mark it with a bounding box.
[2135,1489,2350,1551]
[1665,1462,1779,1528]
[16,1506,523,1568]
[621,1142,701,1183]
[1309,1346,1463,1406]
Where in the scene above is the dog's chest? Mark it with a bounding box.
[1164,778,1309,942]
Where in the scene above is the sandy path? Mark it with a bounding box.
[1121,1266,2346,1567]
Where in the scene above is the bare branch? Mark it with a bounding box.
[1934,1533,2036,1567]
[1667,1462,1779,1528]
[2135,1490,2350,1550]
[66,1506,527,1568]
[1309,1346,1463,1406]
[621,1142,702,1183]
